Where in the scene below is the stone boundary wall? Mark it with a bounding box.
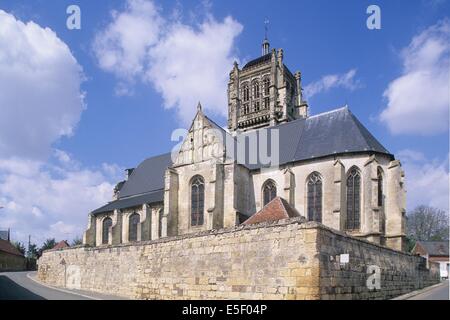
[315,226,440,299]
[37,219,439,300]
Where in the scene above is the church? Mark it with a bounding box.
[83,38,406,252]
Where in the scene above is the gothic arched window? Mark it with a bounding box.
[307,172,323,223]
[191,176,205,226]
[377,167,385,234]
[377,167,383,207]
[264,77,270,96]
[128,213,140,242]
[263,180,277,206]
[346,167,361,230]
[264,97,270,109]
[102,217,112,245]
[253,81,260,99]
[243,83,250,102]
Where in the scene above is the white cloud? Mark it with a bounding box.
[380,20,450,135]
[398,149,449,212]
[0,10,86,160]
[0,11,119,246]
[0,154,119,245]
[93,0,163,82]
[303,69,361,99]
[93,0,243,124]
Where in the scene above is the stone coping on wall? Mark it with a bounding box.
[44,217,415,259]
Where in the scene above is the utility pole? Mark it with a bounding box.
[28,235,31,257]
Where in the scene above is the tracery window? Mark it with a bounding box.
[377,167,383,207]
[377,167,386,234]
[263,77,270,96]
[346,167,361,230]
[253,81,260,99]
[264,97,270,109]
[254,101,260,112]
[102,217,112,245]
[263,180,277,206]
[128,213,140,242]
[191,176,205,226]
[307,172,322,223]
[243,83,250,102]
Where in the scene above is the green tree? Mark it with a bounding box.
[71,236,82,246]
[27,243,39,259]
[12,241,26,255]
[38,238,56,257]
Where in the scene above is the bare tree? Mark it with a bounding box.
[407,205,449,241]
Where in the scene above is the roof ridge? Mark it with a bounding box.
[307,106,349,119]
[347,110,391,155]
[291,116,307,162]
[118,188,164,200]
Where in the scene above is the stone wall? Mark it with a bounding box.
[37,219,438,300]
[0,252,26,272]
[316,226,439,299]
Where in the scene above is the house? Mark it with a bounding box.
[412,241,449,279]
[52,240,70,250]
[0,229,10,241]
[0,239,26,271]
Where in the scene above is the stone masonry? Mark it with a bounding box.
[38,218,438,300]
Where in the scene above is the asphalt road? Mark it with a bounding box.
[1,271,448,300]
[0,271,91,300]
[408,280,449,300]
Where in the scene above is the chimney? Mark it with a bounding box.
[125,168,134,180]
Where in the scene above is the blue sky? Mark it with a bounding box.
[0,0,448,244]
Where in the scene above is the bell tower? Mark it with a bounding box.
[227,29,309,133]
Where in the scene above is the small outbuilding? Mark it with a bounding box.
[412,241,449,279]
[52,240,70,250]
[0,239,26,271]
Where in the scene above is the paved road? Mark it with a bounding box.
[0,271,91,300]
[408,280,449,300]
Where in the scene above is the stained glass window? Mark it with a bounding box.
[102,217,112,244]
[346,167,361,230]
[263,180,277,206]
[128,213,140,242]
[307,172,322,222]
[191,176,205,226]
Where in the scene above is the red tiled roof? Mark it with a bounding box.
[53,240,70,250]
[242,197,300,225]
[0,239,24,257]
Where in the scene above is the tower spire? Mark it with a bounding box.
[262,18,270,56]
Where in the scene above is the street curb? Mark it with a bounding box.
[26,272,101,300]
[391,281,447,300]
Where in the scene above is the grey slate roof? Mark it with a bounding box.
[91,106,392,215]
[417,241,449,256]
[243,53,272,69]
[118,153,172,198]
[236,107,392,170]
[0,230,9,241]
[92,189,164,215]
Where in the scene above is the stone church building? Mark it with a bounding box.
[83,39,406,252]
